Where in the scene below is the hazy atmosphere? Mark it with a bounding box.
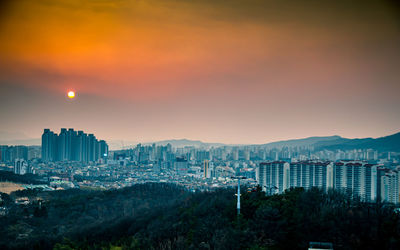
[2,2,400,250]
[1,0,399,144]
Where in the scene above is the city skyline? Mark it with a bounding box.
[1,0,399,144]
[1,1,400,248]
[1,129,399,148]
[41,128,108,163]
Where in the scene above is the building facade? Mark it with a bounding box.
[258,160,400,203]
[41,128,108,163]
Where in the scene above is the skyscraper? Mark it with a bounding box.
[42,129,56,162]
[41,128,108,163]
[99,140,109,158]
[58,128,68,161]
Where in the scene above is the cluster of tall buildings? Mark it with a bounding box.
[113,143,175,166]
[112,143,397,164]
[258,160,400,203]
[42,128,108,163]
[0,145,28,162]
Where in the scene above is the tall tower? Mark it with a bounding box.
[232,176,246,216]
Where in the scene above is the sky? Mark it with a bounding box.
[0,0,399,144]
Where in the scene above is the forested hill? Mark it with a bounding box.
[0,170,46,184]
[0,183,188,249]
[1,184,400,249]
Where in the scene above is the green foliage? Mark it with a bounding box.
[0,184,399,250]
[0,170,46,184]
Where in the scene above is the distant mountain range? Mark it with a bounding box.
[106,139,225,150]
[1,131,399,152]
[313,132,400,152]
[142,139,225,148]
[114,132,400,152]
[258,135,343,149]
[257,132,400,152]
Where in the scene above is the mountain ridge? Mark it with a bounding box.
[1,132,399,152]
[314,132,400,152]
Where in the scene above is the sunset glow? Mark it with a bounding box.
[0,0,399,143]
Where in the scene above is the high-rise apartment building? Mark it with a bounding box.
[259,161,290,194]
[41,128,108,163]
[289,161,334,191]
[42,129,57,162]
[174,157,188,173]
[380,170,399,204]
[333,161,378,201]
[258,160,389,203]
[14,159,32,175]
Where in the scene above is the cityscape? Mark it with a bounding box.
[0,129,399,203]
[1,0,400,249]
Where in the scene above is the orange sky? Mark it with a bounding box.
[0,0,399,144]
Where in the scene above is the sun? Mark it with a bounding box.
[67,91,75,99]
